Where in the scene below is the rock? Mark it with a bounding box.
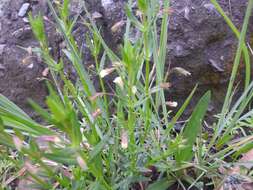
[97,0,253,116]
[0,44,6,56]
[208,59,225,73]
[70,0,84,14]
[0,64,6,70]
[101,0,114,10]
[0,0,252,118]
[22,17,29,23]
[18,3,30,17]
[11,27,32,39]
[92,11,103,19]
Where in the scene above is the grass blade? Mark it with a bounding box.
[176,91,211,163]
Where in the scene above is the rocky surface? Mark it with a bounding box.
[0,0,252,117]
[100,0,253,114]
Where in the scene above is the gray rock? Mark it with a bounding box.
[101,0,114,10]
[99,0,252,114]
[0,44,6,56]
[0,64,6,70]
[18,3,30,17]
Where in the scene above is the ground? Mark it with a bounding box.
[0,0,252,118]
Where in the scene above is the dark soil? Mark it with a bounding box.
[0,0,252,119]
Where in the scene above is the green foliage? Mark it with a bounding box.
[28,13,47,48]
[176,91,211,163]
[0,0,253,189]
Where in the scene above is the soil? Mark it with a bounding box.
[0,0,48,118]
[0,0,252,119]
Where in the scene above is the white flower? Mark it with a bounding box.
[92,108,102,118]
[132,86,137,94]
[113,76,124,89]
[171,67,191,77]
[121,130,128,149]
[112,61,123,67]
[77,156,88,171]
[99,68,115,78]
[166,101,178,108]
[111,20,125,33]
[92,11,102,19]
[13,136,23,151]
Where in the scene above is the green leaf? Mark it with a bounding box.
[29,13,47,46]
[147,178,174,190]
[166,85,198,134]
[43,148,78,165]
[176,91,211,163]
[125,4,145,31]
[137,0,148,12]
[0,94,30,119]
[89,133,110,162]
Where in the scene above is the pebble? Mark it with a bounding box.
[18,3,30,17]
[22,17,29,23]
[12,27,31,39]
[101,0,114,10]
[92,12,103,19]
[27,63,34,69]
[0,44,6,56]
[208,59,224,72]
[0,64,6,70]
[174,44,190,58]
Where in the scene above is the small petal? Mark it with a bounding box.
[25,161,38,174]
[113,76,124,89]
[92,108,102,118]
[184,6,190,21]
[159,82,172,89]
[112,61,123,67]
[99,68,115,78]
[121,130,128,149]
[27,46,33,55]
[132,86,137,94]
[77,156,88,171]
[42,67,49,77]
[166,101,178,107]
[27,63,34,69]
[22,56,31,65]
[36,135,61,143]
[111,20,125,33]
[171,67,191,77]
[89,92,104,102]
[13,136,23,151]
[92,11,103,19]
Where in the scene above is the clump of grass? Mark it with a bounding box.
[0,0,253,189]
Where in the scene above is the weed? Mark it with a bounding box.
[0,0,253,189]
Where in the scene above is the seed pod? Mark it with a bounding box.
[113,76,124,89]
[121,129,128,149]
[111,20,125,33]
[77,156,88,171]
[99,68,115,78]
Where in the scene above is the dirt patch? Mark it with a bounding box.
[0,0,47,118]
